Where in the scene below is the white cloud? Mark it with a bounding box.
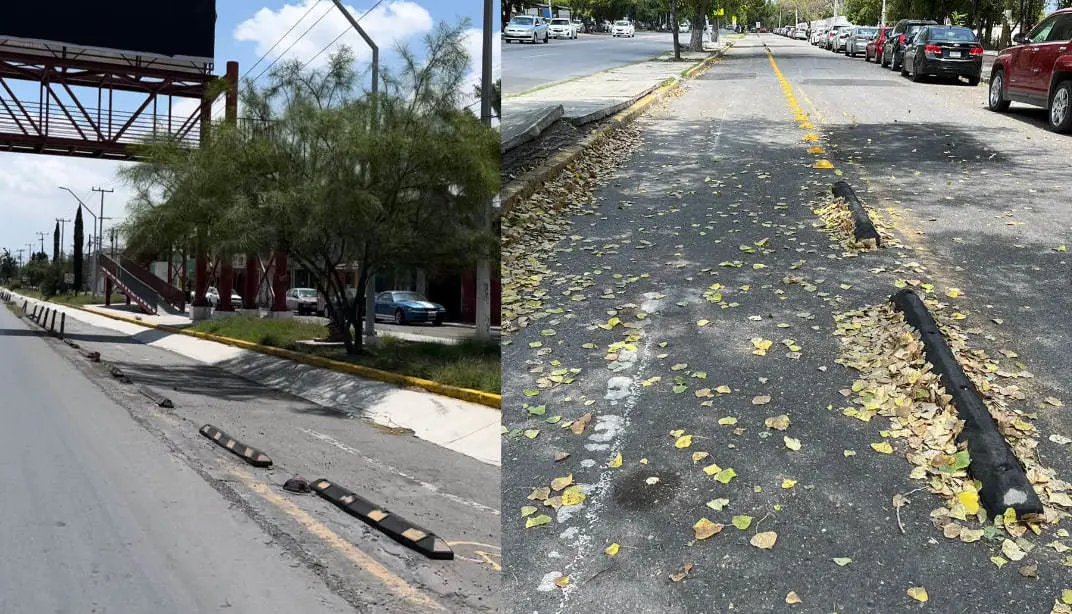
[459,27,501,112]
[233,0,435,73]
[0,154,132,257]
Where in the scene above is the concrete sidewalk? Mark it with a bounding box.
[85,302,496,346]
[11,292,501,466]
[502,42,731,152]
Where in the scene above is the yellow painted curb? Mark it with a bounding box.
[502,42,736,213]
[66,303,502,409]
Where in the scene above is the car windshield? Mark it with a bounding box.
[510,16,534,26]
[858,27,877,35]
[927,26,977,41]
[392,292,426,302]
[905,24,929,37]
[551,18,569,25]
[297,289,315,297]
[614,21,630,26]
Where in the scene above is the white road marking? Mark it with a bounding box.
[299,428,500,516]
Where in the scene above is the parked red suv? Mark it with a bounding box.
[867,27,892,63]
[988,8,1072,132]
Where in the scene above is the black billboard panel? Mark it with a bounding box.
[0,1,215,61]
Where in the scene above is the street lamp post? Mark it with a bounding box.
[58,186,102,294]
[331,0,380,344]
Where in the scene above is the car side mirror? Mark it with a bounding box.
[1012,33,1027,44]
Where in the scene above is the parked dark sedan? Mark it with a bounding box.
[882,19,938,70]
[902,25,984,85]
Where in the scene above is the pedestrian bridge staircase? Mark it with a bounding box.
[97,254,186,315]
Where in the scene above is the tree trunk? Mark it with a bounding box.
[690,0,712,51]
[671,1,681,60]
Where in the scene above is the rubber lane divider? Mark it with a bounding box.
[890,289,1043,517]
[311,478,454,560]
[60,304,501,410]
[199,424,273,468]
[137,385,174,408]
[831,181,882,247]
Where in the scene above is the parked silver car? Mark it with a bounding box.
[285,287,320,315]
[504,15,549,44]
[845,26,877,57]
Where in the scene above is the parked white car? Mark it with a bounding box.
[612,20,635,37]
[548,17,577,39]
[285,287,320,315]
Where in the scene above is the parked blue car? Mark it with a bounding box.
[374,291,447,325]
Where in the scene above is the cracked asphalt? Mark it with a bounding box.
[501,34,1072,613]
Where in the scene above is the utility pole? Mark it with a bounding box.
[16,248,25,267]
[35,231,47,257]
[475,0,495,341]
[91,186,113,294]
[332,0,380,344]
[56,218,70,261]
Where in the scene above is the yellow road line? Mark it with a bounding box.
[765,49,835,169]
[230,468,446,612]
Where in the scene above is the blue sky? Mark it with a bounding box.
[1,0,499,261]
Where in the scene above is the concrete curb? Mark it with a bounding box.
[199,424,273,468]
[311,478,454,560]
[501,42,735,214]
[502,104,564,153]
[58,301,501,410]
[831,181,882,247]
[566,84,660,126]
[890,289,1043,517]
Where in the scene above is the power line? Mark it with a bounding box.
[208,0,326,119]
[241,0,325,81]
[249,1,338,85]
[300,0,386,70]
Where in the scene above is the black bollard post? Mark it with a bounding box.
[60,313,66,337]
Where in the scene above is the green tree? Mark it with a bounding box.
[73,207,84,292]
[52,222,60,263]
[0,249,16,282]
[121,23,498,356]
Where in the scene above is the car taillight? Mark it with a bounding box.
[970,47,984,56]
[899,34,906,44]
[924,44,942,54]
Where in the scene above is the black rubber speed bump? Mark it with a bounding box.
[891,289,1043,517]
[136,385,173,409]
[832,181,881,247]
[199,424,273,468]
[311,478,454,560]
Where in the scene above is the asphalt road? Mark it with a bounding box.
[0,303,352,613]
[1,297,501,612]
[503,31,678,95]
[502,34,1072,613]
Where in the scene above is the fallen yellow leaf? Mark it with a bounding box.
[669,562,694,582]
[526,514,552,528]
[675,434,693,448]
[550,475,573,492]
[751,531,778,549]
[561,485,586,506]
[782,478,798,489]
[692,451,709,463]
[764,414,790,430]
[786,591,802,605]
[608,452,623,468]
[553,575,570,588]
[784,436,802,451]
[906,586,928,602]
[870,441,894,454]
[693,517,724,540]
[958,490,980,515]
[605,543,620,556]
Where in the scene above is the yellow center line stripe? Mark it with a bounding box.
[766,49,833,168]
[230,468,445,612]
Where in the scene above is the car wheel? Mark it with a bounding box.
[1049,80,1072,133]
[880,49,888,67]
[433,317,444,327]
[910,62,922,81]
[988,69,1011,112]
[394,309,405,325]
